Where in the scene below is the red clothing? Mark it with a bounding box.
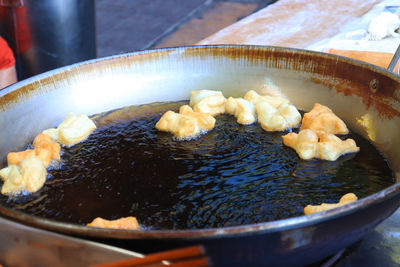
[0,6,32,54]
[0,36,15,70]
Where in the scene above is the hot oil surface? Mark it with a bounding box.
[1,102,395,229]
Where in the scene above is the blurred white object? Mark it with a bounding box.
[367,12,400,40]
[345,29,367,39]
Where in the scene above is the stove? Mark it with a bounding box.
[311,208,400,266]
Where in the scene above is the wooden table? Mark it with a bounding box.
[198,0,383,49]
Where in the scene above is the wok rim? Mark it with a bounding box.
[1,44,400,239]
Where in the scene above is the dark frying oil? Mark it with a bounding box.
[0,102,395,229]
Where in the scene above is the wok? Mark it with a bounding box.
[0,45,400,266]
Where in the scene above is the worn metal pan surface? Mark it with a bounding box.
[0,45,400,266]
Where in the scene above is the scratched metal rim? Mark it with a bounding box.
[0,45,400,240]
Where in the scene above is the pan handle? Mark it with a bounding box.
[387,44,400,74]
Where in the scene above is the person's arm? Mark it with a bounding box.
[0,65,17,89]
[0,36,17,89]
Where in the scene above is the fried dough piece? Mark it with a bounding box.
[256,101,301,131]
[244,90,289,108]
[282,130,359,161]
[317,133,360,161]
[179,105,216,130]
[33,133,61,167]
[156,105,215,139]
[304,193,358,215]
[0,165,22,195]
[301,103,349,135]
[282,129,318,160]
[189,90,227,116]
[225,97,256,125]
[87,216,139,230]
[7,150,35,166]
[0,156,47,195]
[7,133,61,168]
[156,111,198,139]
[43,113,97,146]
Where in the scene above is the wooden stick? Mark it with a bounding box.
[91,245,208,267]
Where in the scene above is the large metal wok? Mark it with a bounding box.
[0,45,400,266]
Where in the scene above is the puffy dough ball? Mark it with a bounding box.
[43,113,97,146]
[225,97,256,125]
[301,103,349,135]
[0,156,47,195]
[304,193,358,215]
[189,90,227,116]
[155,105,215,139]
[256,101,301,131]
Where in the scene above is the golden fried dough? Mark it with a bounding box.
[179,105,216,130]
[304,193,358,215]
[33,133,55,148]
[189,90,226,116]
[301,103,349,135]
[282,129,318,160]
[317,133,360,161]
[0,156,47,195]
[1,114,94,195]
[87,216,139,230]
[43,113,97,146]
[225,97,256,125]
[7,133,61,168]
[156,111,198,139]
[33,133,61,167]
[256,101,301,131]
[0,165,22,195]
[282,130,359,161]
[244,90,289,108]
[156,105,215,139]
[7,150,35,166]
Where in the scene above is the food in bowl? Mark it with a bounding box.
[87,216,139,230]
[155,105,215,139]
[282,130,360,161]
[304,193,358,215]
[43,113,97,146]
[243,90,301,131]
[189,90,227,116]
[225,97,256,125]
[0,155,47,195]
[0,90,394,229]
[0,113,96,195]
[300,103,349,136]
[7,133,61,168]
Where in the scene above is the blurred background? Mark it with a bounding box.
[0,0,276,80]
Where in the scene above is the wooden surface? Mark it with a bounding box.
[198,0,382,48]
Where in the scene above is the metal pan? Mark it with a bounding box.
[0,45,400,266]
